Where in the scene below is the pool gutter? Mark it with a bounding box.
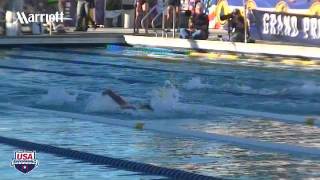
[0,34,125,46]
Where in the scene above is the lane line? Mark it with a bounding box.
[1,103,319,157]
[0,65,154,84]
[6,56,317,102]
[0,81,319,126]
[8,53,242,80]
[0,136,221,180]
[181,103,320,126]
[17,46,296,83]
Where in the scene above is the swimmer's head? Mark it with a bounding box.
[102,89,112,96]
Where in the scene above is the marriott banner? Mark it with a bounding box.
[250,9,320,46]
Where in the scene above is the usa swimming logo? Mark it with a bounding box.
[11,151,39,174]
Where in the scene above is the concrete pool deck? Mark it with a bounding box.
[124,35,320,61]
[0,28,128,45]
[0,28,319,60]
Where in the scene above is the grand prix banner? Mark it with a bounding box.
[207,0,320,29]
[250,9,320,45]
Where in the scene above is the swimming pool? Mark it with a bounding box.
[0,46,319,179]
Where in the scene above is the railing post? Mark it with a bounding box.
[172,7,176,38]
[243,0,248,43]
[141,6,157,31]
[162,0,165,38]
[133,0,137,33]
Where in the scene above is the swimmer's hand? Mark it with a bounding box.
[121,104,137,110]
[139,104,153,111]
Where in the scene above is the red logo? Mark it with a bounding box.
[11,151,39,174]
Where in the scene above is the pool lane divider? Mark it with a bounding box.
[0,136,221,180]
[0,65,153,85]
[20,46,186,62]
[3,68,314,104]
[8,54,246,81]
[8,52,291,84]
[2,59,311,103]
[22,45,320,67]
[106,44,189,55]
[1,103,320,157]
[9,54,193,74]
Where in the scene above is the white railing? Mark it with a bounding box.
[141,5,158,31]
[138,0,177,38]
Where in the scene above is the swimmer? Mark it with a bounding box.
[102,89,153,111]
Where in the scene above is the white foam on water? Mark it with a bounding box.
[221,81,320,97]
[85,94,120,113]
[148,81,218,116]
[150,80,181,113]
[222,83,278,96]
[183,77,212,90]
[289,81,320,95]
[0,127,11,131]
[37,87,78,106]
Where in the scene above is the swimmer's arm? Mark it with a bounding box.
[102,89,136,110]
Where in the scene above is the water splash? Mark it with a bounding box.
[150,81,181,113]
[222,81,320,97]
[222,83,278,96]
[183,77,212,90]
[85,94,120,113]
[38,87,77,106]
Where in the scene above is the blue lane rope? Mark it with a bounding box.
[19,46,292,83]
[0,136,223,180]
[6,55,315,102]
[0,65,153,85]
[9,54,241,80]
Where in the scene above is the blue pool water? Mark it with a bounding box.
[0,46,319,179]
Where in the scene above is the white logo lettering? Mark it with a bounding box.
[283,16,292,36]
[269,14,277,35]
[290,16,299,37]
[310,18,318,39]
[318,19,320,39]
[303,17,310,39]
[262,13,270,34]
[260,11,320,40]
[302,17,320,39]
[16,12,64,24]
[277,14,284,35]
